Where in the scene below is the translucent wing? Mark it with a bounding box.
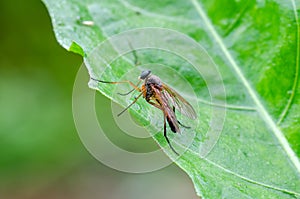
[162,84,197,120]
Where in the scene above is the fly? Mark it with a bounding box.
[91,70,197,155]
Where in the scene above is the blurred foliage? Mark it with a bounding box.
[0,0,86,184]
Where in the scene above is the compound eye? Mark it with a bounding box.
[140,70,151,79]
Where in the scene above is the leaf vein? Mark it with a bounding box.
[203,157,300,196]
[169,145,300,196]
[277,0,300,125]
[223,0,251,37]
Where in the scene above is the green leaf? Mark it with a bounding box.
[43,0,300,198]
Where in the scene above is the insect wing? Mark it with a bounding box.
[162,84,197,120]
[151,85,181,133]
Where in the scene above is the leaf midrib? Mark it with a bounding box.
[190,0,300,173]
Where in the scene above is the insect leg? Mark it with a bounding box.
[117,88,136,96]
[147,100,180,155]
[164,115,179,156]
[177,120,191,129]
[117,92,143,117]
[91,78,141,92]
[172,106,191,129]
[147,101,163,110]
[117,79,142,96]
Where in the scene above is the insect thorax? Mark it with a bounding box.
[146,75,162,87]
[145,75,162,101]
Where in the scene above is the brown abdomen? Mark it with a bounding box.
[167,115,179,133]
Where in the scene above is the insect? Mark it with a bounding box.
[91,70,197,155]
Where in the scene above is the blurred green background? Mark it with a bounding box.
[0,1,197,198]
